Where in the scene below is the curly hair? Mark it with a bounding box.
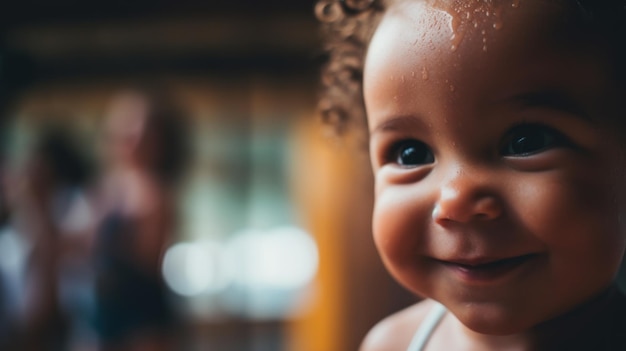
[316,0,626,134]
[316,0,387,135]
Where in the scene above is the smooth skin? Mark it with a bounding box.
[362,0,626,350]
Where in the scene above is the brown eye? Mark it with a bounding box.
[395,140,434,166]
[501,124,563,156]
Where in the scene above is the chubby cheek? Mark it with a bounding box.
[515,167,626,287]
[372,180,434,293]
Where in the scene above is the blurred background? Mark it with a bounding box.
[0,1,416,350]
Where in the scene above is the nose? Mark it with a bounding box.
[432,171,504,225]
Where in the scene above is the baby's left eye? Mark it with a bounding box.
[394,140,434,167]
[501,124,564,157]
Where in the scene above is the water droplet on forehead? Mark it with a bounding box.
[431,0,522,52]
[450,30,465,52]
[422,67,429,80]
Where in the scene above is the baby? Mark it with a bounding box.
[318,0,626,350]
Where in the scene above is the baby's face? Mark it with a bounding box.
[365,0,626,335]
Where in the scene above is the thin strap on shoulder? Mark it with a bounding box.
[406,301,447,351]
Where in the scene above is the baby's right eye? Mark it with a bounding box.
[393,140,434,167]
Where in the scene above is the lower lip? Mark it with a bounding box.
[439,255,537,283]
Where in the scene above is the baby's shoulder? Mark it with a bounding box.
[359,299,439,351]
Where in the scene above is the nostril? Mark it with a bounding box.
[475,213,489,219]
[475,196,503,220]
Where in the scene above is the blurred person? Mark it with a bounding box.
[0,125,94,351]
[0,160,25,351]
[92,87,188,351]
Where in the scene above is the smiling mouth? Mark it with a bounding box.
[437,254,538,283]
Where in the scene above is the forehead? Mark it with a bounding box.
[363,0,616,128]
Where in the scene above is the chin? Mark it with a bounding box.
[452,304,536,336]
[462,319,524,336]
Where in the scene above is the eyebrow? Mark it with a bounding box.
[370,90,591,138]
[370,115,427,137]
[513,90,591,121]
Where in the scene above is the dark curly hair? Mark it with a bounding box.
[316,0,626,134]
[316,0,386,135]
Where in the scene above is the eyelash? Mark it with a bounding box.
[384,123,570,167]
